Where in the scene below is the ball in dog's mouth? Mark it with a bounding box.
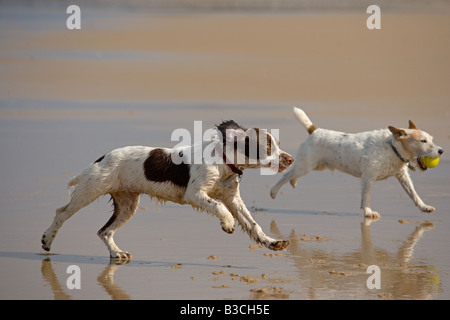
[417,157,427,171]
[422,156,440,169]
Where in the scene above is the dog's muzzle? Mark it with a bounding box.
[417,148,443,171]
[278,153,294,172]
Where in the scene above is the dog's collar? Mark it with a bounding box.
[222,153,243,177]
[390,142,415,171]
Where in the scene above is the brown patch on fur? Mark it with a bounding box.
[388,126,418,161]
[216,120,246,144]
[245,128,259,160]
[265,132,272,157]
[307,125,318,135]
[216,121,276,166]
[390,128,421,160]
[409,129,422,140]
[388,126,407,140]
[280,152,294,168]
[401,130,422,156]
[244,129,274,163]
[143,148,190,188]
[408,120,418,130]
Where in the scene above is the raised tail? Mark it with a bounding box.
[293,107,317,135]
[54,176,79,215]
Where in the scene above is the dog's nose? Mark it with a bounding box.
[284,154,294,165]
[438,148,444,155]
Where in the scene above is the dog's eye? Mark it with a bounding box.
[420,139,427,143]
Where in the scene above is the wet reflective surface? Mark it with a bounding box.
[1,1,450,300]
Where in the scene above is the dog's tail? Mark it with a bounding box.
[293,107,317,135]
[64,174,82,197]
[55,175,80,215]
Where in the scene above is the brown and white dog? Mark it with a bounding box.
[42,120,293,260]
[271,107,443,219]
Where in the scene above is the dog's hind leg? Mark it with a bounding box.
[98,191,140,260]
[41,182,105,252]
[360,176,380,219]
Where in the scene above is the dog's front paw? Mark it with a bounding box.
[420,205,435,213]
[363,208,380,220]
[110,251,132,261]
[270,188,277,199]
[41,233,52,252]
[268,240,290,251]
[221,218,235,234]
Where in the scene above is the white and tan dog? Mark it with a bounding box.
[271,107,443,218]
[42,120,293,260]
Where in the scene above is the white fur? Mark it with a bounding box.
[271,107,443,218]
[293,107,314,130]
[42,126,293,260]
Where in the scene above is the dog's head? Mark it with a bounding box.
[389,120,443,171]
[216,120,294,173]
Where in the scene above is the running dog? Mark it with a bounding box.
[270,107,443,218]
[42,120,293,260]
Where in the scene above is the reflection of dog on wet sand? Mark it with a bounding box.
[269,219,439,299]
[271,107,443,218]
[41,120,293,260]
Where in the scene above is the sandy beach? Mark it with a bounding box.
[1,0,449,301]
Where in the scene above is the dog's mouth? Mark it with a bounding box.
[417,157,427,171]
[278,153,294,172]
[261,153,293,173]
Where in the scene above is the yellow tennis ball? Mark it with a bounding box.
[423,156,439,168]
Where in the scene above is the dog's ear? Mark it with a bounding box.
[389,126,408,140]
[408,120,418,130]
[217,120,246,145]
[224,128,247,143]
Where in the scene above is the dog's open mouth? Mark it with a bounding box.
[417,157,427,171]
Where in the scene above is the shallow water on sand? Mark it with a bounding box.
[1,101,449,300]
[1,1,450,300]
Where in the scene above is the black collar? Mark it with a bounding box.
[222,153,243,177]
[390,142,415,171]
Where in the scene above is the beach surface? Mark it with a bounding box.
[1,1,450,300]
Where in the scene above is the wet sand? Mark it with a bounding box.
[1,1,450,300]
